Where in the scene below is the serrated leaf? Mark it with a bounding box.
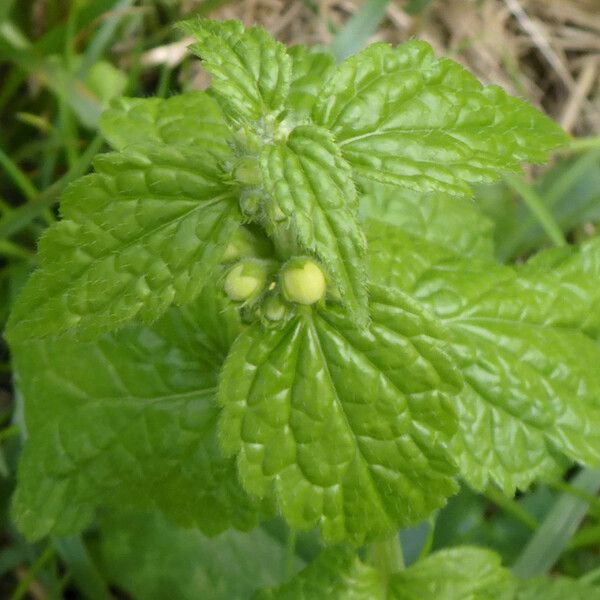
[100,510,298,600]
[255,547,382,600]
[11,290,269,541]
[389,547,513,600]
[368,222,600,493]
[287,45,336,118]
[181,18,292,122]
[100,92,231,156]
[314,42,567,196]
[85,59,127,107]
[514,576,600,600]
[218,286,461,544]
[360,181,495,259]
[516,236,600,337]
[260,125,368,324]
[431,262,600,491]
[7,145,241,341]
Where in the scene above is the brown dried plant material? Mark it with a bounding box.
[168,0,600,135]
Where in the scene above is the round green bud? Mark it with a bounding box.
[273,118,293,143]
[224,261,267,302]
[263,295,287,321]
[281,258,326,305]
[222,228,256,263]
[239,190,262,217]
[270,203,286,222]
[233,126,261,153]
[233,157,261,186]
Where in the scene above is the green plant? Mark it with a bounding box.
[6,17,600,598]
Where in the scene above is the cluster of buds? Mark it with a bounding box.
[223,231,328,322]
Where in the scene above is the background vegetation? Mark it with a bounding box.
[1,0,600,597]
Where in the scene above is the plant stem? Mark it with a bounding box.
[415,516,436,561]
[284,529,297,580]
[544,148,600,207]
[562,135,600,154]
[568,522,600,551]
[368,533,404,596]
[547,478,600,517]
[580,564,600,585]
[0,239,34,261]
[52,536,112,600]
[484,485,538,531]
[10,544,54,600]
[503,173,566,248]
[512,468,600,579]
[0,144,38,201]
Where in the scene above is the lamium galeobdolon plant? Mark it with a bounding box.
[7,18,600,599]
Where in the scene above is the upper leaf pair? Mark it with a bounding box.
[7,18,567,343]
[183,18,566,195]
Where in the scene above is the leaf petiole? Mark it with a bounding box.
[367,533,404,596]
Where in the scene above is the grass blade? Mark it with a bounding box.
[9,544,54,600]
[0,134,103,240]
[512,468,600,578]
[53,536,112,600]
[503,172,567,247]
[331,0,390,61]
[0,145,38,201]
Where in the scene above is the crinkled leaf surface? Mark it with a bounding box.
[257,546,514,600]
[218,286,461,544]
[99,91,231,156]
[516,238,600,337]
[255,547,382,600]
[287,46,336,118]
[100,510,298,600]
[359,182,495,259]
[314,42,567,196]
[7,145,241,341]
[260,125,368,323]
[11,290,267,541]
[368,222,600,493]
[181,19,291,121]
[514,576,600,600]
[389,546,513,600]
[252,545,600,600]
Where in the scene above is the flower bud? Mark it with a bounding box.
[269,203,286,222]
[239,190,262,217]
[281,258,326,305]
[224,261,267,302]
[263,295,287,321]
[222,228,257,263]
[233,157,261,186]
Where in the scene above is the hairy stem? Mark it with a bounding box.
[368,533,404,596]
